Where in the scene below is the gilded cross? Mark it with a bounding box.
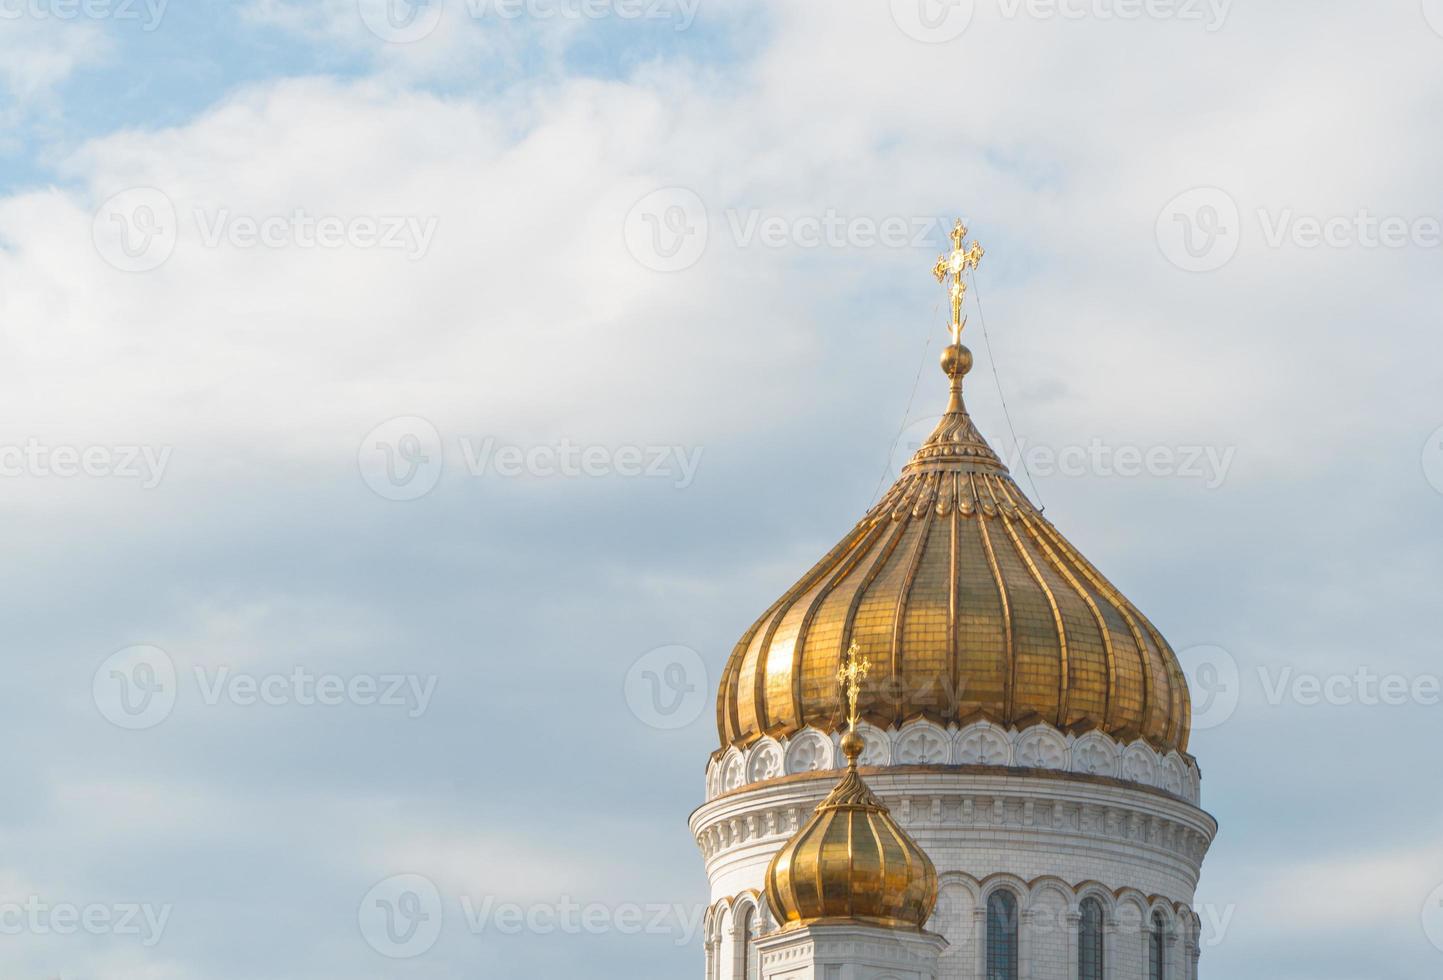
[932,219,985,344]
[837,640,871,731]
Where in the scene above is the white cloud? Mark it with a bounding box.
[241,0,613,81]
[1242,844,1443,932]
[4,5,1443,978]
[0,15,110,149]
[0,72,822,481]
[0,0,1435,472]
[380,832,610,902]
[0,0,1438,587]
[0,17,108,101]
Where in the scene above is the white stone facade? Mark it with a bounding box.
[754,921,948,980]
[694,722,1216,980]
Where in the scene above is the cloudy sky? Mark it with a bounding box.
[2,0,1442,977]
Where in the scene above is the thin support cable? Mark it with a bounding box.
[872,299,941,505]
[969,272,1046,513]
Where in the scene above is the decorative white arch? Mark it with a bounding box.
[709,719,1205,804]
[853,721,891,767]
[744,738,783,784]
[720,747,745,794]
[1071,731,1121,778]
[782,727,833,775]
[1015,723,1070,770]
[954,721,1013,766]
[1122,740,1160,786]
[894,719,951,765]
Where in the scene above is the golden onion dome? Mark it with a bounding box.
[765,731,939,930]
[717,340,1192,757]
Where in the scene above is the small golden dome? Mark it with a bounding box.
[717,343,1192,756]
[764,735,938,930]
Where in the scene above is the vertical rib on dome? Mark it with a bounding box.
[717,341,1193,760]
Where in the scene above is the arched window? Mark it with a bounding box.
[739,906,756,980]
[717,906,735,980]
[986,890,1019,980]
[1149,911,1167,980]
[1079,897,1104,980]
[705,909,716,980]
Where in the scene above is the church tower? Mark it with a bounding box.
[692,223,1216,980]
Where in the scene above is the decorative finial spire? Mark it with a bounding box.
[932,219,985,345]
[931,218,984,413]
[837,640,872,768]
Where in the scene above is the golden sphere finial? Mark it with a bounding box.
[840,730,865,765]
[941,343,973,379]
